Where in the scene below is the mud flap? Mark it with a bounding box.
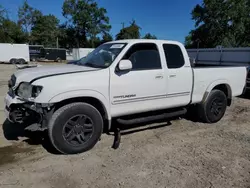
[112,127,121,149]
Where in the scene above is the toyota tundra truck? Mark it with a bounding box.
[4,39,247,154]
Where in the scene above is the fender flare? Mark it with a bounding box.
[202,79,232,102]
[48,89,111,120]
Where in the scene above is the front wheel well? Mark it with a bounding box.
[213,84,232,106]
[53,97,109,132]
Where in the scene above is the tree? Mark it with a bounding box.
[62,0,111,47]
[185,0,250,48]
[143,33,157,39]
[184,33,193,48]
[0,5,6,23]
[31,14,60,47]
[86,33,113,47]
[102,33,113,43]
[88,36,101,48]
[0,4,27,43]
[58,25,78,48]
[116,20,141,40]
[0,19,28,43]
[18,0,42,32]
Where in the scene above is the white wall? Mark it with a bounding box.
[72,48,94,60]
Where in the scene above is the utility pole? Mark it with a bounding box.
[56,37,59,48]
[121,22,125,29]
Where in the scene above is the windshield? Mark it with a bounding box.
[73,43,127,68]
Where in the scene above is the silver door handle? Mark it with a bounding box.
[169,74,176,78]
[155,75,163,79]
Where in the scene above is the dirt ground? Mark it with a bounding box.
[0,63,250,188]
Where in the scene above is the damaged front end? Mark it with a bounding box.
[7,102,54,131]
[5,75,54,131]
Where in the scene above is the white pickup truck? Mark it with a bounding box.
[4,39,247,154]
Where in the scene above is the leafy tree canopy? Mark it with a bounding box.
[143,33,157,39]
[31,14,60,47]
[0,19,28,43]
[0,1,157,48]
[62,0,111,47]
[185,0,250,48]
[116,20,141,40]
[18,0,42,32]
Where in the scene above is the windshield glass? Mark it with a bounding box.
[73,43,127,68]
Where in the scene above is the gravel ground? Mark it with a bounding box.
[0,63,249,188]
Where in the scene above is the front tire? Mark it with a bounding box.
[48,103,103,154]
[198,89,227,123]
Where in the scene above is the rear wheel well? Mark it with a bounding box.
[54,97,109,132]
[213,84,232,106]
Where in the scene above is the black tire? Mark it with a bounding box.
[54,57,62,62]
[9,58,17,64]
[198,89,227,123]
[18,58,26,64]
[48,102,103,154]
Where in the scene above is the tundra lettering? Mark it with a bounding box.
[113,94,136,99]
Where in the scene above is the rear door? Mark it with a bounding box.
[162,43,193,105]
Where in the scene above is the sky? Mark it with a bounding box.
[1,0,202,43]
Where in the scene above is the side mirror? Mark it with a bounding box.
[118,60,132,71]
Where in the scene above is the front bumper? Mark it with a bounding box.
[4,93,53,130]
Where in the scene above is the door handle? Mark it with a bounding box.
[169,74,176,78]
[155,74,163,79]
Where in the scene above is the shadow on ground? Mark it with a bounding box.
[2,117,177,155]
[238,91,250,100]
[2,119,61,155]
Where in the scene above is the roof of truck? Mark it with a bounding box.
[106,39,183,45]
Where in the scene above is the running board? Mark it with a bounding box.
[117,108,187,125]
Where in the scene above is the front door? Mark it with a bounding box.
[110,43,167,116]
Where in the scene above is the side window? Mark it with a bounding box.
[163,44,185,69]
[122,43,161,70]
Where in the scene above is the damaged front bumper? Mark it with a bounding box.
[4,93,54,130]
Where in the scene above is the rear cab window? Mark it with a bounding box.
[162,44,185,69]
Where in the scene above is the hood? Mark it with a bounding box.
[13,64,98,85]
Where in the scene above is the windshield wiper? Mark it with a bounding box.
[84,62,107,68]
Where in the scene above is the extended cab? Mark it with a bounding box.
[4,39,247,154]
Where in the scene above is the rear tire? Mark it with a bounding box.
[18,58,26,64]
[9,58,17,64]
[56,57,62,62]
[198,89,227,123]
[48,102,103,154]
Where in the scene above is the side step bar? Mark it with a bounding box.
[111,108,187,149]
[117,108,187,125]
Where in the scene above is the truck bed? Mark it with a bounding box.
[191,66,247,104]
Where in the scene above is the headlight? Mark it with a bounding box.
[17,82,43,99]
